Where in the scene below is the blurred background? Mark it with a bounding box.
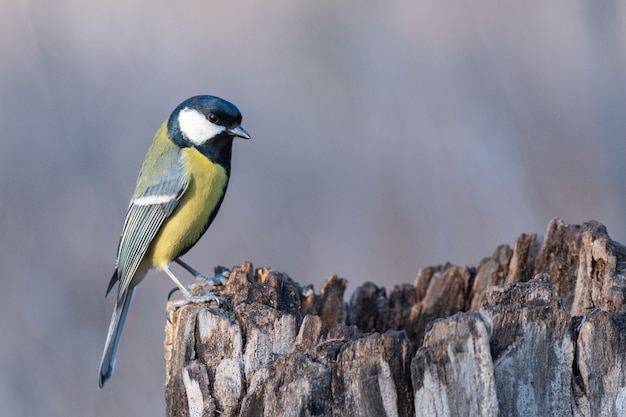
[1,0,625,415]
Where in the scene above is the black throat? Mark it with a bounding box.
[195,134,234,175]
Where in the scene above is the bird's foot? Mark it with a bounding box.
[183,267,229,297]
[166,263,231,311]
[175,259,230,287]
[167,292,224,312]
[194,266,231,286]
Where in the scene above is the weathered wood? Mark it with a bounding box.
[412,312,498,417]
[481,276,575,416]
[164,219,626,416]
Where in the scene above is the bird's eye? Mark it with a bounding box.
[207,113,219,124]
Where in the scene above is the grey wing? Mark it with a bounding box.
[112,157,189,301]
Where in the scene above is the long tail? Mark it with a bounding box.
[98,287,136,388]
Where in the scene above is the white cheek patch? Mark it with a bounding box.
[178,107,225,146]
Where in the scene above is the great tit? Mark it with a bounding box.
[98,95,250,388]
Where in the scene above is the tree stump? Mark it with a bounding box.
[164,219,626,417]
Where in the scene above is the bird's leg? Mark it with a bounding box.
[175,258,230,287]
[164,265,223,311]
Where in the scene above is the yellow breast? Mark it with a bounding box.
[145,147,228,268]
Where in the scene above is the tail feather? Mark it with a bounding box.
[98,287,136,388]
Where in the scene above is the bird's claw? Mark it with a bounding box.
[167,267,230,302]
[194,268,230,287]
[167,292,224,312]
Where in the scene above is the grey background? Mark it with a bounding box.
[1,1,625,415]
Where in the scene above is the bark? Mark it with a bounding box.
[164,219,626,417]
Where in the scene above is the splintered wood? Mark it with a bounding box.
[164,219,626,417]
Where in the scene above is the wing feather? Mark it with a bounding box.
[113,154,189,301]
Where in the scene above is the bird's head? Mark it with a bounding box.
[168,95,250,151]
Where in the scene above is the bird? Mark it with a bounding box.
[98,95,250,388]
